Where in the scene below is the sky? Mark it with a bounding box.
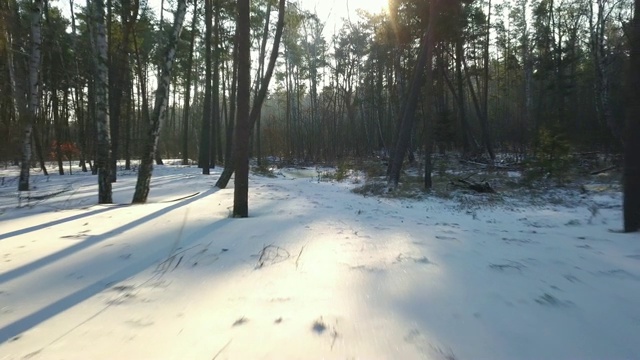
[302,0,389,27]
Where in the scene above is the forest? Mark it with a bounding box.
[0,0,638,230]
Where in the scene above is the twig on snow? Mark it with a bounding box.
[211,340,232,360]
[295,244,306,270]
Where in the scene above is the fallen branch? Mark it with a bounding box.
[590,165,617,175]
[295,245,306,270]
[451,178,496,193]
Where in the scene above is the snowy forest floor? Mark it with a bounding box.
[0,161,639,359]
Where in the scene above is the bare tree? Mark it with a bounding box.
[233,0,251,217]
[387,0,437,187]
[216,0,285,190]
[181,1,197,166]
[89,0,114,203]
[18,0,43,191]
[132,0,187,203]
[624,0,640,232]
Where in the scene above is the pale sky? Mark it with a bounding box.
[55,0,388,35]
[301,0,388,39]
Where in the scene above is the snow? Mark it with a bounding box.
[1,163,639,359]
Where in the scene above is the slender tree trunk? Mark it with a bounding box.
[216,0,285,190]
[132,0,187,203]
[455,37,472,156]
[182,1,197,165]
[388,15,435,187]
[213,0,222,166]
[424,1,437,190]
[482,0,495,161]
[254,0,271,166]
[90,0,113,203]
[462,54,494,161]
[233,0,251,217]
[18,0,44,191]
[624,0,640,232]
[199,0,212,174]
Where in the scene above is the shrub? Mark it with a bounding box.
[524,126,572,184]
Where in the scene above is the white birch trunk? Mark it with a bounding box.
[90,0,113,203]
[18,0,43,191]
[132,0,187,203]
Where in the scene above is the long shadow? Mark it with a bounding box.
[0,206,123,242]
[0,188,219,286]
[0,216,234,344]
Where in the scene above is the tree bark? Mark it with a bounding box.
[233,0,251,217]
[216,0,285,190]
[387,8,435,187]
[132,0,187,203]
[624,0,640,232]
[18,0,44,191]
[199,0,212,174]
[424,0,437,190]
[90,0,114,203]
[181,1,197,165]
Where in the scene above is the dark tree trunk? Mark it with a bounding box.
[624,0,640,232]
[181,0,197,165]
[456,37,471,156]
[216,0,285,190]
[233,0,251,217]
[91,0,113,203]
[199,0,212,174]
[424,0,437,190]
[214,0,223,164]
[387,21,434,187]
[132,0,187,203]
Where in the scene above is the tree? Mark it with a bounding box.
[181,1,197,166]
[18,0,44,192]
[132,0,187,203]
[233,0,251,217]
[216,0,284,190]
[89,0,114,203]
[624,0,640,232]
[387,0,437,187]
[199,0,212,174]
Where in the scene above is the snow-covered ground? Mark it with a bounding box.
[0,163,639,359]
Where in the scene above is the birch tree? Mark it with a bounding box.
[132,0,187,203]
[89,0,113,203]
[18,0,43,191]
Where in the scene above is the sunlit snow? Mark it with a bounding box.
[0,162,639,359]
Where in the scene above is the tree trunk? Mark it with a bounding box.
[198,0,212,174]
[216,0,285,190]
[624,0,640,232]
[132,0,187,203]
[482,0,495,161]
[181,0,197,165]
[233,0,251,217]
[18,0,44,191]
[387,15,435,187]
[455,37,473,156]
[214,31,238,189]
[212,0,222,166]
[424,0,437,190]
[254,0,271,166]
[90,0,114,203]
